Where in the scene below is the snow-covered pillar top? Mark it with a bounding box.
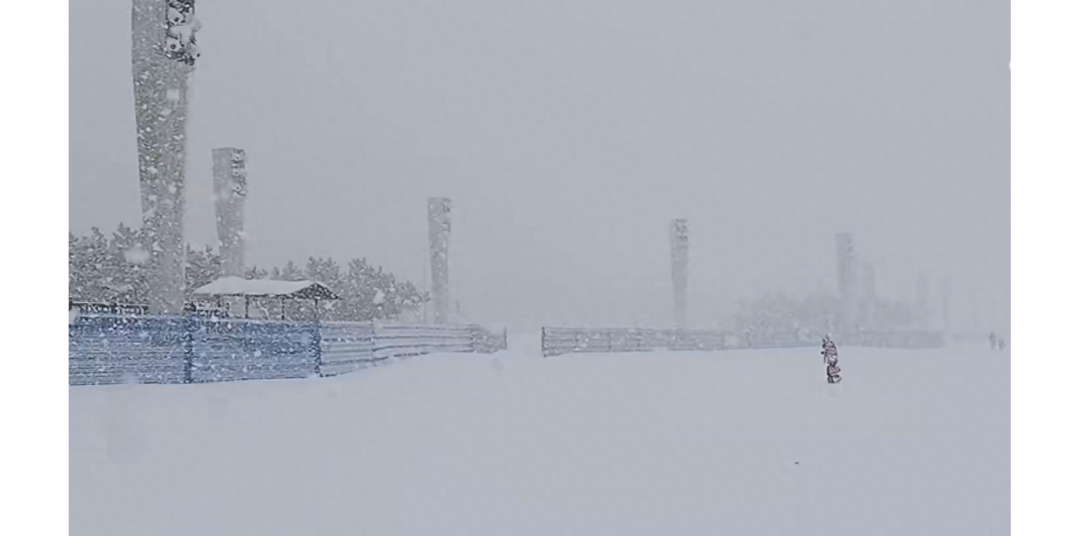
[164,0,201,65]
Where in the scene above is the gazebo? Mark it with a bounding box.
[192,276,339,321]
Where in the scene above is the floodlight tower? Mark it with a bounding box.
[132,0,201,312]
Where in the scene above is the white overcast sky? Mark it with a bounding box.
[70,0,1009,330]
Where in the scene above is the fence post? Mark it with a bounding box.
[368,322,377,365]
[312,322,323,377]
[183,313,195,384]
[541,327,547,358]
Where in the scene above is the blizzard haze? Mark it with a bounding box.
[69,0,1010,329]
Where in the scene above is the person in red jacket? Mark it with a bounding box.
[822,337,842,383]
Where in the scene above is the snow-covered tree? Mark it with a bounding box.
[70,225,426,321]
[185,245,221,294]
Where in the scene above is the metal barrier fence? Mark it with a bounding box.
[70,314,507,386]
[540,326,944,357]
[319,322,488,376]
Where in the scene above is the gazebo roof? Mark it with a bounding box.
[193,276,339,300]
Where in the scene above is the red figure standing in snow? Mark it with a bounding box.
[823,337,842,383]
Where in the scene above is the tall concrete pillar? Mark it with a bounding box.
[861,262,876,328]
[670,219,689,329]
[428,198,452,324]
[940,277,951,333]
[835,233,857,334]
[212,148,248,277]
[132,0,201,313]
[916,273,929,323]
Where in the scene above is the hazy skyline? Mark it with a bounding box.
[69,0,1009,330]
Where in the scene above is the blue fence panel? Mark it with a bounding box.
[71,313,505,386]
[190,318,319,382]
[69,314,189,385]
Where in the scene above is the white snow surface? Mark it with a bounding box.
[70,345,1008,536]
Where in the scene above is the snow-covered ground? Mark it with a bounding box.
[70,344,1008,536]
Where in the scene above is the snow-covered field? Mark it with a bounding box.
[70,344,1008,536]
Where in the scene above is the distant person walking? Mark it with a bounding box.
[989,332,997,350]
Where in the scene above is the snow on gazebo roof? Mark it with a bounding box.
[192,276,339,300]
